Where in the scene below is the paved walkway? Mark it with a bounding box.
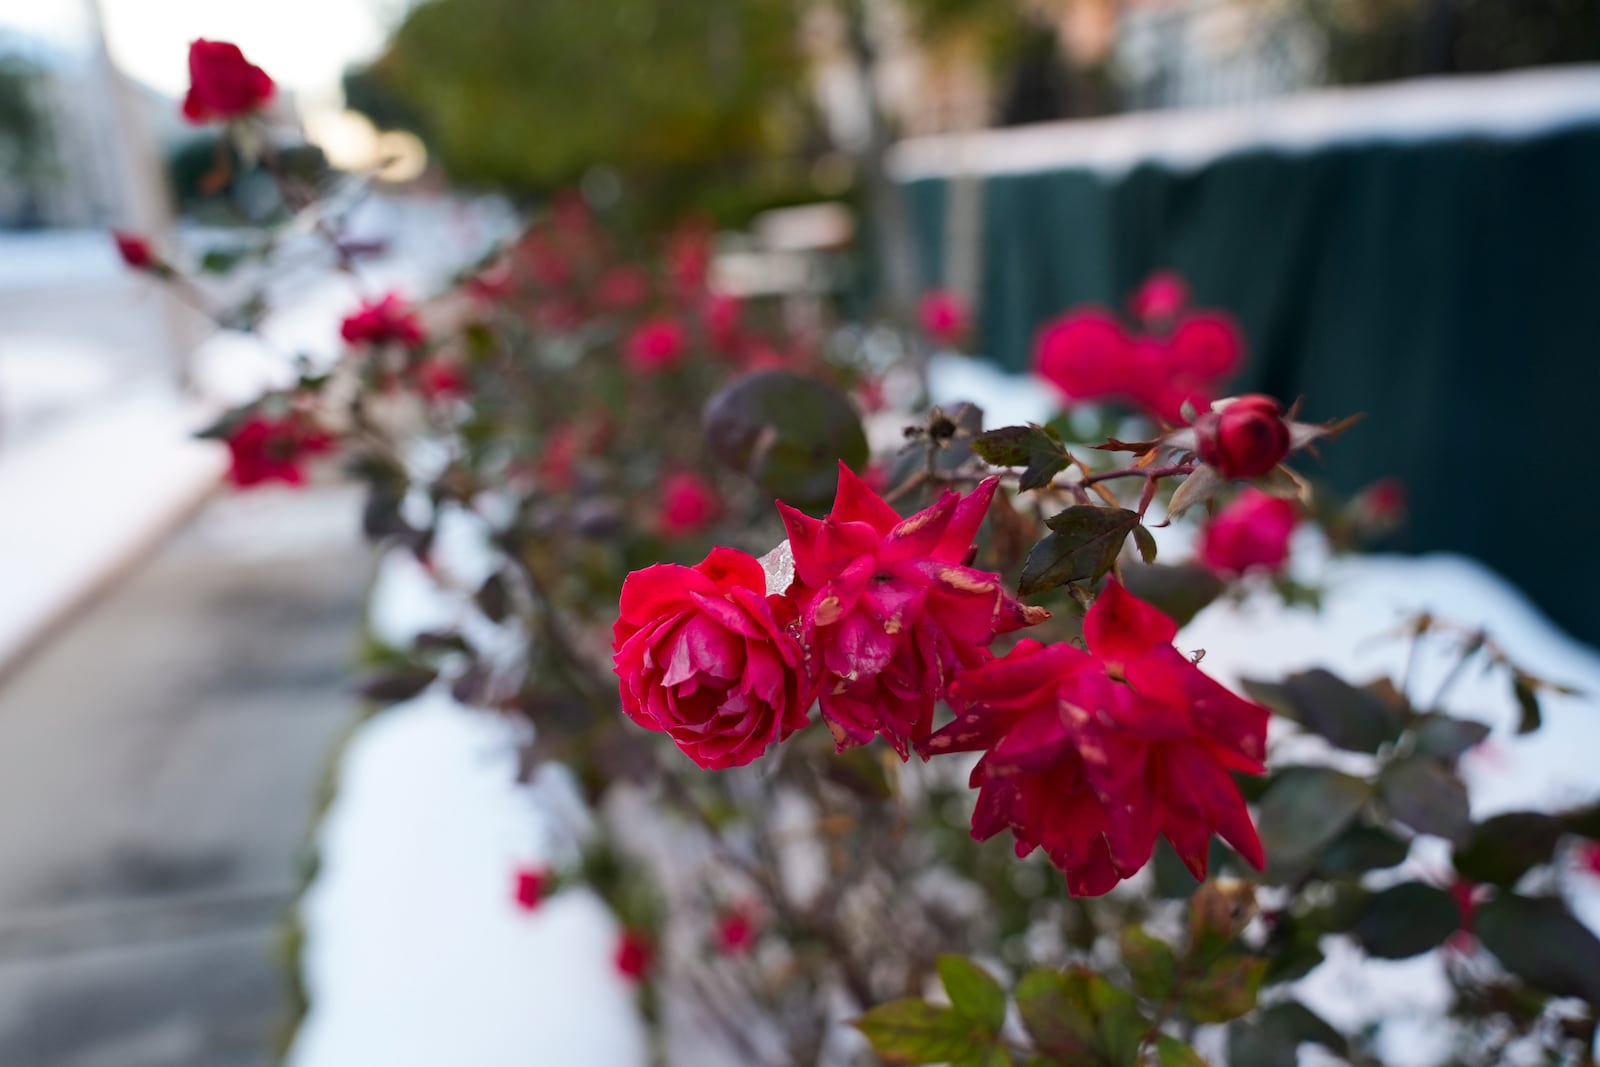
[0,485,370,1066]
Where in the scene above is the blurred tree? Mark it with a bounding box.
[349,0,820,225]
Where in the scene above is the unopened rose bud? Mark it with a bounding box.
[1193,395,1290,479]
[112,230,155,271]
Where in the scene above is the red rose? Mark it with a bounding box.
[778,464,1046,758]
[596,265,651,311]
[714,906,758,956]
[666,224,713,297]
[340,293,425,348]
[512,867,548,911]
[181,40,275,124]
[704,293,742,355]
[657,472,721,539]
[625,318,687,372]
[1199,489,1299,578]
[1166,313,1242,381]
[615,929,652,981]
[1193,394,1290,479]
[1034,310,1132,405]
[224,412,333,488]
[918,290,967,345]
[416,357,465,400]
[111,230,155,270]
[612,547,810,769]
[923,579,1267,895]
[1130,271,1189,325]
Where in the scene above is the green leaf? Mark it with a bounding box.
[1119,928,1177,1001]
[474,571,511,622]
[1351,882,1462,959]
[1154,1034,1209,1067]
[1412,713,1492,762]
[1379,757,1471,842]
[1319,823,1411,876]
[1179,955,1267,1023]
[1255,767,1374,880]
[356,664,438,702]
[1273,669,1407,754]
[953,1046,1014,1067]
[1228,1000,1347,1067]
[972,424,1071,492]
[198,244,250,274]
[854,999,991,1065]
[1475,893,1600,1006]
[703,371,869,508]
[1131,524,1158,564]
[1512,674,1542,734]
[1014,967,1146,1066]
[937,955,1007,1034]
[1119,563,1222,629]
[1017,507,1139,597]
[1452,812,1566,887]
[821,745,892,801]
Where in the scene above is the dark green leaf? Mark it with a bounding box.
[1119,563,1223,628]
[937,955,1007,1034]
[1014,969,1097,1063]
[356,665,438,702]
[1452,812,1566,887]
[1475,894,1600,1005]
[475,571,511,622]
[1277,669,1407,754]
[1256,767,1374,880]
[952,1045,1014,1067]
[703,371,869,508]
[1380,757,1471,842]
[1512,674,1542,735]
[1351,882,1461,959]
[1228,1000,1347,1067]
[1319,824,1411,876]
[1131,524,1158,564]
[1413,713,1492,761]
[1017,507,1138,597]
[199,245,250,274]
[1564,803,1600,839]
[1180,955,1267,1023]
[972,424,1070,492]
[1154,1035,1208,1067]
[854,999,990,1064]
[1119,928,1177,1001]
[820,745,892,801]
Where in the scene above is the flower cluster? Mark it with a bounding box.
[612,465,1269,895]
[340,292,427,348]
[1033,272,1243,425]
[221,411,333,487]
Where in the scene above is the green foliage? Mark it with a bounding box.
[1451,812,1567,888]
[1379,756,1471,842]
[855,999,998,1065]
[703,370,869,509]
[1351,882,1461,959]
[1242,668,1407,754]
[1255,767,1373,881]
[359,0,814,218]
[1228,1000,1346,1067]
[1475,894,1600,1007]
[1015,967,1145,1067]
[972,424,1071,492]
[937,955,1008,1034]
[1017,506,1139,597]
[1118,563,1223,629]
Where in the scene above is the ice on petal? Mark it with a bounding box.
[759,541,795,597]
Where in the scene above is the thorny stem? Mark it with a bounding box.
[882,460,1199,507]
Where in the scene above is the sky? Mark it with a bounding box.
[0,0,399,110]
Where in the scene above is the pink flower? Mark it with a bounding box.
[1199,489,1299,578]
[340,293,425,348]
[666,224,713,296]
[1034,310,1133,405]
[704,293,742,355]
[513,867,548,911]
[657,472,721,539]
[112,230,155,270]
[1130,271,1189,325]
[1579,842,1600,879]
[1193,394,1291,479]
[715,906,759,956]
[615,929,653,981]
[224,412,333,488]
[181,40,275,123]
[416,358,465,401]
[625,318,687,372]
[922,580,1268,895]
[919,290,967,345]
[778,464,1047,758]
[612,547,811,769]
[596,265,651,311]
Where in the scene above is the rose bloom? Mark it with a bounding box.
[922,579,1267,895]
[615,930,652,981]
[657,472,721,539]
[715,906,759,956]
[415,357,465,401]
[224,413,333,488]
[1130,271,1189,325]
[340,293,426,348]
[512,867,549,911]
[625,318,688,371]
[704,293,743,355]
[181,40,275,123]
[112,230,155,270]
[918,290,967,345]
[596,265,651,311]
[1199,489,1299,577]
[1193,394,1291,478]
[778,464,1046,758]
[612,547,810,769]
[1033,310,1132,406]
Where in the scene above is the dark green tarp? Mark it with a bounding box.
[904,121,1600,644]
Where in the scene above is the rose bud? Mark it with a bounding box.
[181,39,276,124]
[112,230,155,271]
[1193,394,1291,479]
[512,867,548,911]
[614,930,652,981]
[1198,489,1299,578]
[611,546,811,769]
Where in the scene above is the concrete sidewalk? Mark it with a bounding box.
[0,484,371,1066]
